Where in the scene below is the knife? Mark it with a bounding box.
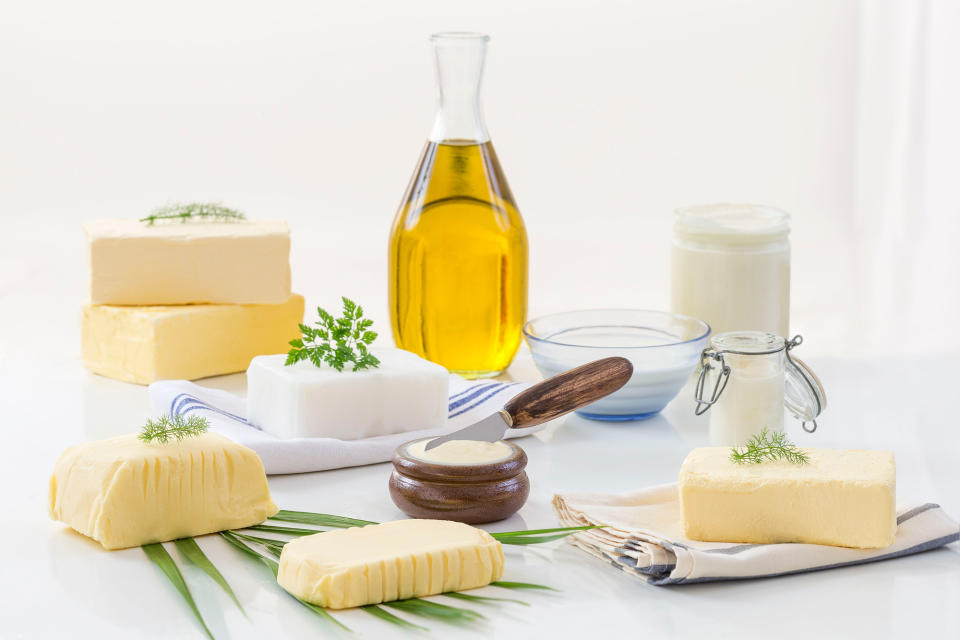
[424,356,634,450]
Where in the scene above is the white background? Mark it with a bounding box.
[2,2,959,639]
[3,0,956,361]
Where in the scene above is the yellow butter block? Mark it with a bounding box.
[85,219,291,305]
[82,294,304,384]
[679,447,897,549]
[49,433,278,550]
[277,520,505,609]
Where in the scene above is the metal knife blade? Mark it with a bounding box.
[423,410,512,450]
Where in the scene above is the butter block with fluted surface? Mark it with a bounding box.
[49,433,278,550]
[277,520,504,609]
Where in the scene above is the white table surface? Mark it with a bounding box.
[4,336,959,638]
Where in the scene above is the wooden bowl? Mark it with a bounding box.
[389,438,529,524]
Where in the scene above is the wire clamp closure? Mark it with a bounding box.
[694,349,730,415]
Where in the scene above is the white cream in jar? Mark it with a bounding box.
[671,204,790,337]
[696,331,827,445]
[709,350,785,446]
[406,439,513,465]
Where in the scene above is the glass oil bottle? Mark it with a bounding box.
[389,33,528,378]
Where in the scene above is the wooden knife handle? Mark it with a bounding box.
[504,357,634,429]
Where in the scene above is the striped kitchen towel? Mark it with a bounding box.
[148,376,535,475]
[554,484,960,584]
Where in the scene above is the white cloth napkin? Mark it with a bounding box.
[149,377,536,474]
[553,484,960,585]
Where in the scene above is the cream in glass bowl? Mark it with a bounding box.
[523,310,710,420]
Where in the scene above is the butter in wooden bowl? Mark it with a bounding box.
[679,446,896,549]
[390,437,529,524]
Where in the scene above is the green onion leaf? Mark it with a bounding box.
[246,523,321,536]
[219,531,278,576]
[384,598,485,623]
[270,510,377,528]
[362,605,430,631]
[491,581,560,592]
[218,532,351,632]
[228,533,285,559]
[297,598,353,632]
[495,532,591,545]
[493,525,599,538]
[443,591,530,606]
[173,538,245,615]
[142,543,215,640]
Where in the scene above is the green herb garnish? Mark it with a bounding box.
[140,202,246,225]
[729,428,810,465]
[138,414,209,444]
[285,297,380,372]
[173,538,245,615]
[143,510,571,636]
[143,543,214,639]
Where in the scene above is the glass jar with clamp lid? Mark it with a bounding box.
[694,331,826,446]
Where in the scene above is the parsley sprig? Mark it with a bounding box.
[729,428,810,465]
[139,414,210,444]
[286,297,380,372]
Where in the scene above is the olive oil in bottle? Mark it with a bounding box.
[389,34,528,378]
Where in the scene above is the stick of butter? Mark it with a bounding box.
[277,520,504,609]
[679,447,896,549]
[84,219,291,305]
[49,433,278,550]
[82,294,304,384]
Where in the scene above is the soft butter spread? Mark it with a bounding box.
[406,438,513,465]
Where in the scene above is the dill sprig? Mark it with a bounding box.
[140,202,246,225]
[729,428,810,465]
[286,297,380,372]
[139,414,210,444]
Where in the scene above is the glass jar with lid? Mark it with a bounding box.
[694,331,825,446]
[671,203,790,337]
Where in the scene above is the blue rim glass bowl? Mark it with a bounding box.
[523,310,711,421]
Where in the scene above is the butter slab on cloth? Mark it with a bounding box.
[49,433,278,550]
[277,520,504,609]
[680,447,897,549]
[82,294,304,384]
[553,484,959,585]
[84,219,292,305]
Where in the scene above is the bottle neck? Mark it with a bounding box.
[429,33,490,144]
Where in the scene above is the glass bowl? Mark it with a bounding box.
[523,310,710,421]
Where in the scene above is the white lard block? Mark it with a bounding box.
[247,349,449,440]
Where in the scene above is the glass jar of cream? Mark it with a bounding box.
[671,204,790,337]
[694,331,825,446]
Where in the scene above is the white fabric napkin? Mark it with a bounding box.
[554,484,960,585]
[149,377,536,475]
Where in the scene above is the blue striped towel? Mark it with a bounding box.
[148,376,536,474]
[554,484,960,584]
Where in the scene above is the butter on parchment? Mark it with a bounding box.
[82,294,304,384]
[277,520,504,609]
[679,447,896,549]
[49,433,278,550]
[84,219,291,305]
